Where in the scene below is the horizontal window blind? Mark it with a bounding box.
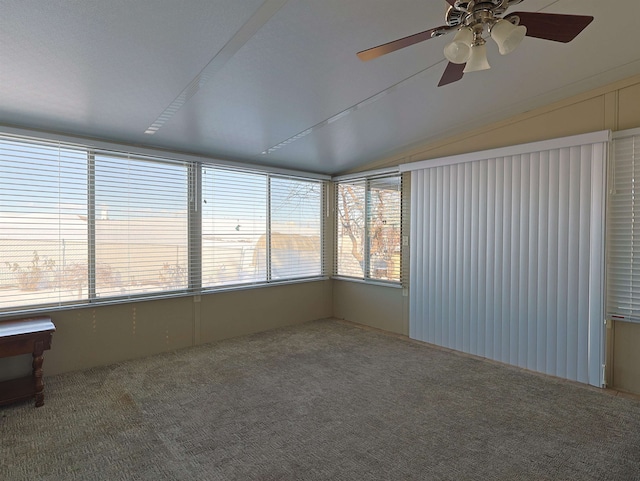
[368,176,402,282]
[201,169,324,288]
[0,136,88,311]
[0,132,325,316]
[607,132,640,322]
[201,167,268,287]
[93,153,190,299]
[336,180,366,278]
[270,176,322,280]
[335,175,402,283]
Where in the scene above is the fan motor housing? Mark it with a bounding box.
[446,0,524,27]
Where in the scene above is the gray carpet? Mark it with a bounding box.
[2,319,640,481]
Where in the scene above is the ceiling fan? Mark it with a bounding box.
[357,0,593,87]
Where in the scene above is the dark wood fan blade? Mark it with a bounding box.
[444,0,456,5]
[357,26,446,61]
[438,62,465,87]
[510,12,594,43]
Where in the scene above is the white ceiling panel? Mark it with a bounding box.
[0,0,639,174]
[0,0,265,137]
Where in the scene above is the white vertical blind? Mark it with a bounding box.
[405,133,607,387]
[607,131,640,322]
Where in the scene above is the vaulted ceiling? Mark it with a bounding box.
[1,0,639,175]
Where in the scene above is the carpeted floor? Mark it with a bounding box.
[2,318,640,481]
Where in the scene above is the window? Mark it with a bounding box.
[0,137,88,311]
[201,169,324,288]
[94,154,189,298]
[202,168,267,287]
[0,133,325,315]
[608,131,640,322]
[270,176,322,280]
[335,175,401,282]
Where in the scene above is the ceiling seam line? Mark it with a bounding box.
[261,59,448,155]
[144,0,291,136]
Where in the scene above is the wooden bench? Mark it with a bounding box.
[0,316,55,408]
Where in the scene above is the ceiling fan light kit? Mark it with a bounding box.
[445,7,527,68]
[464,42,491,73]
[443,27,473,64]
[357,0,594,86]
[490,18,527,55]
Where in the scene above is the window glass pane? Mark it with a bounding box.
[368,177,402,282]
[94,154,189,298]
[336,181,366,278]
[202,168,267,287]
[270,177,322,279]
[0,139,88,311]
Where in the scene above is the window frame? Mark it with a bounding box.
[607,128,640,324]
[333,172,402,285]
[0,131,328,317]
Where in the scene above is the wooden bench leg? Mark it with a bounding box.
[33,340,45,407]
